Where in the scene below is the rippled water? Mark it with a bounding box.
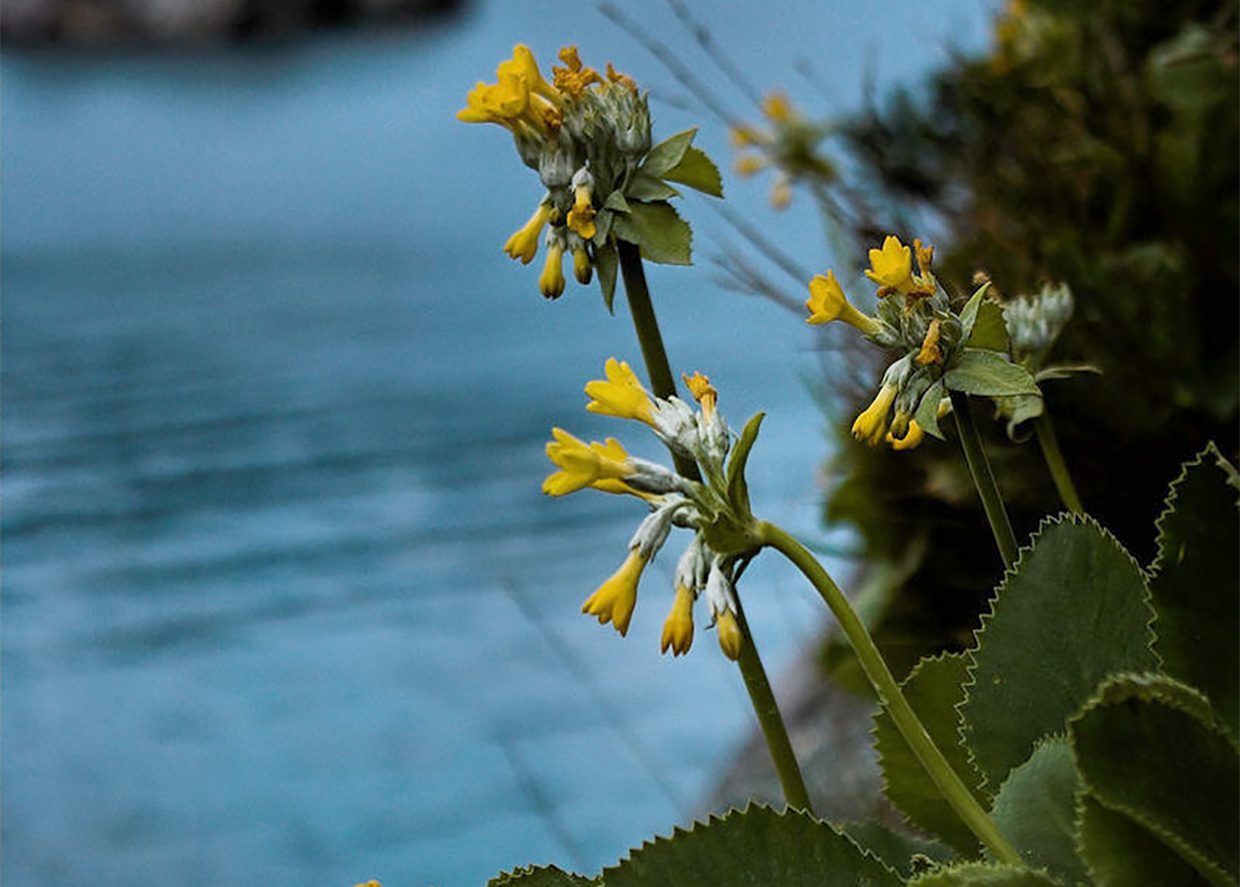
[2,3,989,884]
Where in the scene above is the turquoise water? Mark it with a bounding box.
[2,3,990,884]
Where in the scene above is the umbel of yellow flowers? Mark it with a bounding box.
[731,90,836,211]
[543,360,758,660]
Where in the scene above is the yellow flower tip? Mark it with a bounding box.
[852,384,898,446]
[539,241,566,299]
[503,204,550,265]
[660,584,695,656]
[769,175,792,211]
[566,184,597,240]
[582,549,646,636]
[682,371,717,422]
[585,358,656,425]
[805,271,882,334]
[734,154,767,177]
[761,91,793,124]
[887,419,925,451]
[864,235,915,295]
[573,246,593,285]
[915,318,944,365]
[606,61,638,92]
[729,124,762,148]
[715,610,743,660]
[557,45,584,71]
[913,238,935,275]
[352,881,381,887]
[543,430,635,496]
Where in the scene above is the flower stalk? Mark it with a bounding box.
[757,519,1023,866]
[950,390,1019,570]
[1033,411,1083,515]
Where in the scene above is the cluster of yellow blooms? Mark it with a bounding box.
[457,44,649,299]
[543,360,752,660]
[731,91,835,211]
[805,235,950,451]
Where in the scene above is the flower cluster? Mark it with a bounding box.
[731,91,835,210]
[1004,282,1074,364]
[459,45,721,303]
[543,359,765,660]
[805,235,1043,448]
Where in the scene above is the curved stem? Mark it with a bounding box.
[617,240,813,813]
[950,390,1019,570]
[757,520,1023,866]
[1033,411,1083,515]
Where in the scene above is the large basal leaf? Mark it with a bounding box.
[840,820,952,879]
[1069,673,1239,886]
[943,349,1041,398]
[486,865,598,886]
[961,515,1157,790]
[639,128,697,177]
[1148,443,1240,738]
[873,652,986,855]
[661,146,724,198]
[906,862,1060,886]
[612,201,693,266]
[1077,795,1211,887]
[987,738,1086,884]
[602,805,901,887]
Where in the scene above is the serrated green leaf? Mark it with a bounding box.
[486,864,598,886]
[625,172,681,202]
[595,242,618,313]
[1077,794,1211,887]
[944,350,1041,397]
[874,652,986,855]
[604,190,630,213]
[662,145,724,197]
[967,300,1009,352]
[913,379,947,440]
[726,412,765,516]
[958,282,993,339]
[613,201,693,266]
[961,516,1158,790]
[907,862,1061,886]
[640,128,697,177]
[988,738,1087,884]
[1069,673,1239,886]
[839,820,952,878]
[1149,443,1240,737]
[604,805,902,887]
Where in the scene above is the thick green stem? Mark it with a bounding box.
[950,390,1019,570]
[1034,411,1083,515]
[758,520,1024,866]
[617,240,813,813]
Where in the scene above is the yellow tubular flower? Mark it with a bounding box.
[682,371,717,422]
[734,154,767,177]
[543,429,634,496]
[497,44,561,105]
[805,271,882,334]
[729,124,764,148]
[852,384,898,446]
[887,420,925,451]
[864,235,915,295]
[769,173,792,211]
[539,240,566,299]
[582,549,647,636]
[761,91,793,124]
[584,358,656,425]
[553,45,603,97]
[605,61,638,92]
[915,318,943,365]
[567,184,597,240]
[573,245,593,284]
[660,584,695,656]
[503,203,550,265]
[914,238,935,275]
[715,610,743,660]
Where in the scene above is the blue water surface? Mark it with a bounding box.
[2,2,991,884]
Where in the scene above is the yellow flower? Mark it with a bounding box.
[660,584,695,656]
[582,548,647,636]
[682,371,717,420]
[715,609,743,660]
[352,882,381,887]
[567,183,597,240]
[805,271,882,334]
[852,384,898,446]
[503,203,550,265]
[915,318,943,365]
[734,154,767,177]
[456,73,530,126]
[496,44,560,105]
[761,91,793,124]
[729,124,765,148]
[552,45,603,97]
[572,244,593,284]
[864,235,915,295]
[913,237,935,275]
[887,420,925,451]
[605,61,638,92]
[539,239,566,299]
[585,358,656,426]
[769,173,792,211]
[543,428,635,496]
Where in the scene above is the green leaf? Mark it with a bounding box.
[873,652,986,855]
[595,242,618,313]
[988,738,1087,884]
[486,864,598,886]
[961,515,1158,790]
[944,349,1041,397]
[958,281,993,339]
[993,394,1044,439]
[594,208,614,245]
[1033,363,1102,382]
[907,862,1061,886]
[913,379,947,440]
[640,128,697,177]
[726,412,765,516]
[1069,673,1239,886]
[1149,443,1240,737]
[839,820,952,878]
[966,300,1009,352]
[603,805,902,887]
[662,146,724,198]
[625,172,681,202]
[612,201,693,266]
[1077,795,1212,887]
[604,190,631,213]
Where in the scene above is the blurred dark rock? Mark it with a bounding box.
[2,0,464,48]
